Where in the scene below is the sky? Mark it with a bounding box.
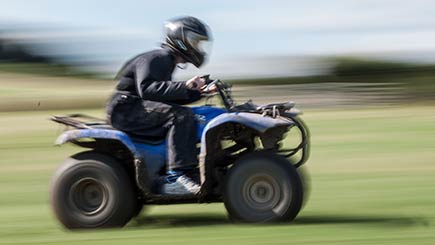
[1,0,435,78]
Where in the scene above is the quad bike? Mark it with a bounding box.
[50,76,310,229]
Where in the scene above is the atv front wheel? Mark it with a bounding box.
[223,152,304,223]
[50,151,137,229]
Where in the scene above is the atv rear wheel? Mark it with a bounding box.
[50,151,137,229]
[223,152,303,223]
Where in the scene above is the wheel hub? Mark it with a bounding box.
[243,174,281,210]
[70,178,108,215]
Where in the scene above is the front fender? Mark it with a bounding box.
[55,129,138,156]
[199,112,294,155]
[203,112,293,135]
[198,112,294,187]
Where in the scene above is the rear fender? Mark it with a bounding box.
[56,129,169,196]
[55,129,139,157]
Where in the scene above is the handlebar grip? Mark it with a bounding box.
[200,74,211,84]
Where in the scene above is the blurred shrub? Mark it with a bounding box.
[331,58,435,99]
[229,58,435,100]
[332,58,435,77]
[0,38,50,63]
[0,37,98,78]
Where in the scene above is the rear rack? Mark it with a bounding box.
[50,114,111,129]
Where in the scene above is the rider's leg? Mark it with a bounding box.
[163,106,200,194]
[166,106,198,171]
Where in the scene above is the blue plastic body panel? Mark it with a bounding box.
[55,106,293,180]
[191,106,226,139]
[55,106,226,175]
[55,129,139,154]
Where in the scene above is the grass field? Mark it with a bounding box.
[1,105,435,244]
[0,73,113,112]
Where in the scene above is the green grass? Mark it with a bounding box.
[0,73,114,112]
[0,106,435,244]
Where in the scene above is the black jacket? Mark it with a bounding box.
[115,48,201,104]
[107,48,202,138]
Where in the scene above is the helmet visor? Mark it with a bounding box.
[186,31,213,56]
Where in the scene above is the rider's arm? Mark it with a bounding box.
[135,57,201,103]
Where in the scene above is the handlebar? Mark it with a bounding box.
[202,79,219,93]
[199,75,235,110]
[199,75,299,116]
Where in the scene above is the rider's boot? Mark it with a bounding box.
[162,169,200,195]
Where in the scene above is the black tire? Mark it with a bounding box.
[132,202,145,218]
[223,152,304,223]
[50,151,137,229]
[297,165,311,210]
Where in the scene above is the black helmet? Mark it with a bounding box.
[164,16,212,68]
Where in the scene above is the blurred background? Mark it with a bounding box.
[0,0,434,244]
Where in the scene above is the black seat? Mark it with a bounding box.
[129,135,166,145]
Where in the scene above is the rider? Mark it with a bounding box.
[107,16,213,195]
